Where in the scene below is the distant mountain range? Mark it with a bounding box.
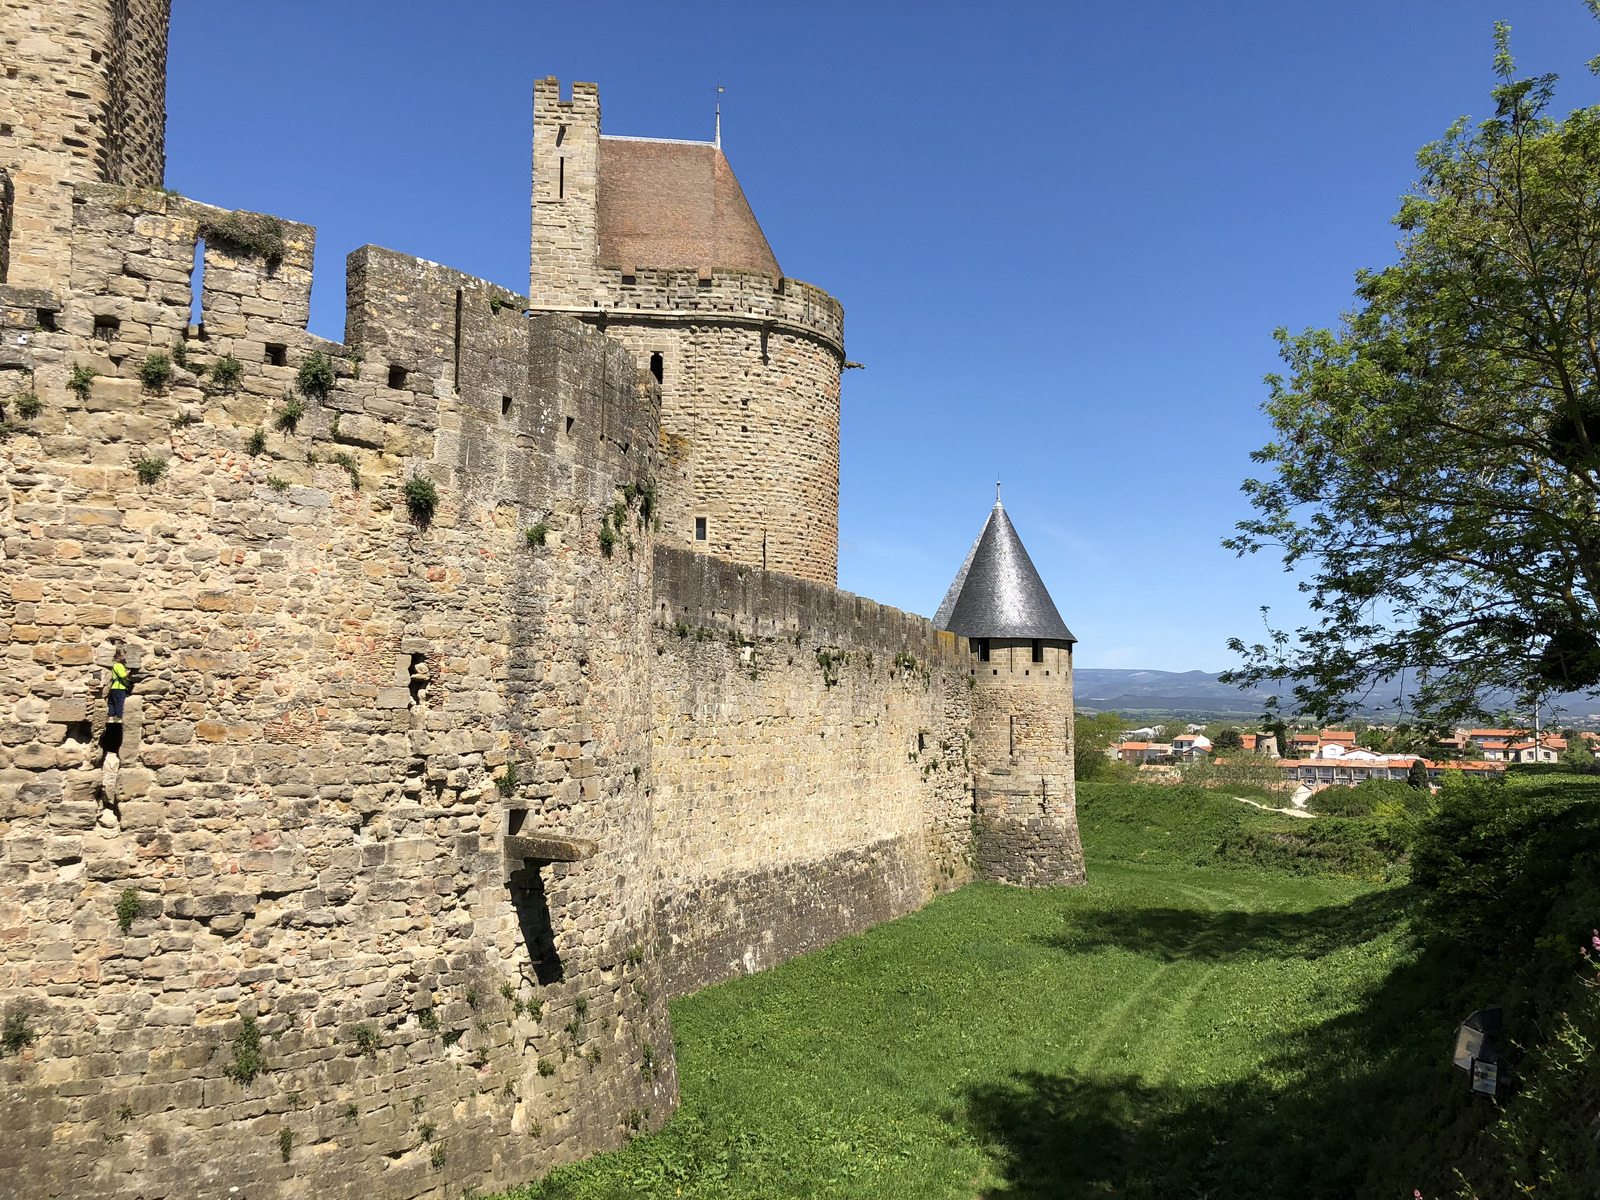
[1074,668,1600,724]
[1073,670,1271,719]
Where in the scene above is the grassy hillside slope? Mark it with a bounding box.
[508,786,1420,1198]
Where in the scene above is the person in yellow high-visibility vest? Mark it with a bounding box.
[107,647,130,724]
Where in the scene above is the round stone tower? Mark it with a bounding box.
[526,78,844,586]
[0,0,171,288]
[934,494,1086,886]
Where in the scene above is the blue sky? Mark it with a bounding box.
[167,1,1600,671]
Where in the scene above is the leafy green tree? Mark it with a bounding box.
[1212,728,1245,753]
[1408,757,1432,790]
[1073,710,1127,782]
[1226,16,1600,728]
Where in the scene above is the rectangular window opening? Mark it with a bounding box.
[565,415,575,436]
[93,315,120,341]
[1031,639,1043,663]
[452,288,463,395]
[189,237,205,327]
[1009,715,1016,756]
[36,308,56,331]
[407,653,429,707]
[695,517,707,542]
[502,395,513,417]
[977,638,990,663]
[387,364,408,390]
[649,352,663,384]
[265,343,287,367]
[558,157,565,199]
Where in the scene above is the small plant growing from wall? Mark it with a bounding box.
[223,1015,265,1084]
[612,498,628,529]
[816,649,842,687]
[198,211,287,267]
[404,476,438,528]
[351,1024,380,1059]
[636,479,657,524]
[170,411,197,429]
[139,352,172,393]
[278,1127,293,1162]
[341,1103,358,1121]
[495,762,519,796]
[524,522,548,549]
[430,1143,447,1169]
[417,1008,440,1033]
[274,392,304,433]
[465,987,480,1010]
[640,1042,656,1082]
[598,516,616,557]
[329,451,360,491]
[12,386,41,420]
[441,1028,463,1048]
[488,293,504,314]
[67,363,98,401]
[267,476,289,494]
[134,457,168,485]
[297,349,334,401]
[418,1120,436,1144]
[2,1010,36,1057]
[208,355,243,393]
[246,428,267,456]
[115,888,141,933]
[170,340,192,372]
[537,1057,555,1077]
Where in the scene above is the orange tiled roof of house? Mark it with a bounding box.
[1320,730,1357,744]
[1467,729,1520,738]
[1291,733,1320,744]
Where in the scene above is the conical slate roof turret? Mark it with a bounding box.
[933,495,1075,642]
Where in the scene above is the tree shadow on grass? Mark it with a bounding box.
[1039,887,1412,964]
[973,891,1501,1199]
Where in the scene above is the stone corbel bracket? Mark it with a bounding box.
[503,834,599,881]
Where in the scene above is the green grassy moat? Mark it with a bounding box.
[504,781,1467,1199]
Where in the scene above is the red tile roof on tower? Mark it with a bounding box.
[597,137,782,278]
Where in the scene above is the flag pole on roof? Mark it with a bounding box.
[715,85,723,150]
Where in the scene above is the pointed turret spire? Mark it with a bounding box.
[715,84,723,150]
[933,496,1074,641]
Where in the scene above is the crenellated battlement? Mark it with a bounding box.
[0,19,1080,1200]
[584,266,845,359]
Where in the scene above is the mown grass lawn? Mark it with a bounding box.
[508,788,1450,1199]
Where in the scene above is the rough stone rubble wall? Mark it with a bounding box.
[527,77,844,588]
[0,0,170,288]
[970,639,1085,887]
[649,547,975,997]
[0,185,677,1200]
[598,267,842,588]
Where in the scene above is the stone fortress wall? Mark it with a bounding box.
[0,7,1081,1199]
[0,177,678,1199]
[527,78,844,587]
[0,0,169,288]
[650,547,976,999]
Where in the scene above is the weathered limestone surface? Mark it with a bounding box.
[0,0,169,288]
[970,639,1086,887]
[527,79,844,587]
[0,182,677,1200]
[0,8,1084,1198]
[649,547,975,996]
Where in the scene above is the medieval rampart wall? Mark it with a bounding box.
[649,547,975,997]
[0,0,169,288]
[0,185,676,1200]
[597,267,842,587]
